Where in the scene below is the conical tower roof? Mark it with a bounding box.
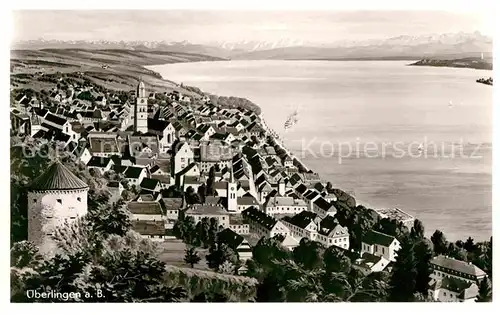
[29,161,89,191]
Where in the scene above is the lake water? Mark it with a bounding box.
[149,60,492,241]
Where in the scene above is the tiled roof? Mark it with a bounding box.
[186,204,228,216]
[237,196,259,206]
[127,201,163,215]
[151,174,171,184]
[318,216,348,237]
[44,112,68,126]
[147,118,171,132]
[131,220,165,236]
[363,230,397,247]
[242,207,277,230]
[295,184,308,195]
[285,211,318,229]
[177,162,198,176]
[161,198,183,210]
[429,277,478,300]
[29,161,88,191]
[107,181,121,188]
[217,228,245,250]
[314,197,334,211]
[87,156,112,168]
[140,178,161,191]
[431,255,486,277]
[124,166,145,179]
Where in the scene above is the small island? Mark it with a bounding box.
[409,57,492,70]
[476,77,493,86]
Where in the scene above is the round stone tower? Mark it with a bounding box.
[27,161,89,255]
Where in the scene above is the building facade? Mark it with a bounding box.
[27,162,89,255]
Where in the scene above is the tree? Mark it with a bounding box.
[413,238,433,294]
[323,246,351,274]
[185,186,201,205]
[410,219,425,240]
[88,200,132,237]
[206,243,238,272]
[430,230,448,255]
[389,237,418,301]
[191,292,229,302]
[476,278,492,302]
[218,260,235,275]
[206,166,216,196]
[184,246,201,268]
[292,238,325,270]
[326,181,333,192]
[464,236,475,252]
[10,241,42,269]
[197,184,207,203]
[196,217,211,248]
[252,237,291,271]
[207,218,220,247]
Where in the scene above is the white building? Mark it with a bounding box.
[27,162,89,255]
[172,141,194,175]
[430,255,487,284]
[360,230,401,262]
[128,201,164,222]
[242,207,290,239]
[281,211,319,241]
[264,196,308,216]
[428,277,479,302]
[185,204,230,229]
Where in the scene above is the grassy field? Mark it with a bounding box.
[10,48,225,95]
[157,238,210,270]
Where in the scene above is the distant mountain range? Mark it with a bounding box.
[13,31,492,61]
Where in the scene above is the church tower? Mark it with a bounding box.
[227,165,238,212]
[134,79,148,133]
[27,161,89,255]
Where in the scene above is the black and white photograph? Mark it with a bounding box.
[7,3,495,304]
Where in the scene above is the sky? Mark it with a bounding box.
[12,10,493,44]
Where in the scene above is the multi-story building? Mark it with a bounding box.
[242,207,290,239]
[360,230,401,262]
[430,255,487,284]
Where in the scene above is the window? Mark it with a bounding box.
[69,216,76,219]
[33,199,37,203]
[46,216,53,219]
[77,197,81,202]
[181,158,185,162]
[443,292,446,297]
[46,233,53,236]
[57,199,62,204]
[382,247,385,254]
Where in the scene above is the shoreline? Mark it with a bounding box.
[146,62,490,242]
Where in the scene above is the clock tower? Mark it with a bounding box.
[134,79,148,133]
[227,165,238,212]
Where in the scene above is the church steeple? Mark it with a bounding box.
[137,77,146,98]
[134,78,148,133]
